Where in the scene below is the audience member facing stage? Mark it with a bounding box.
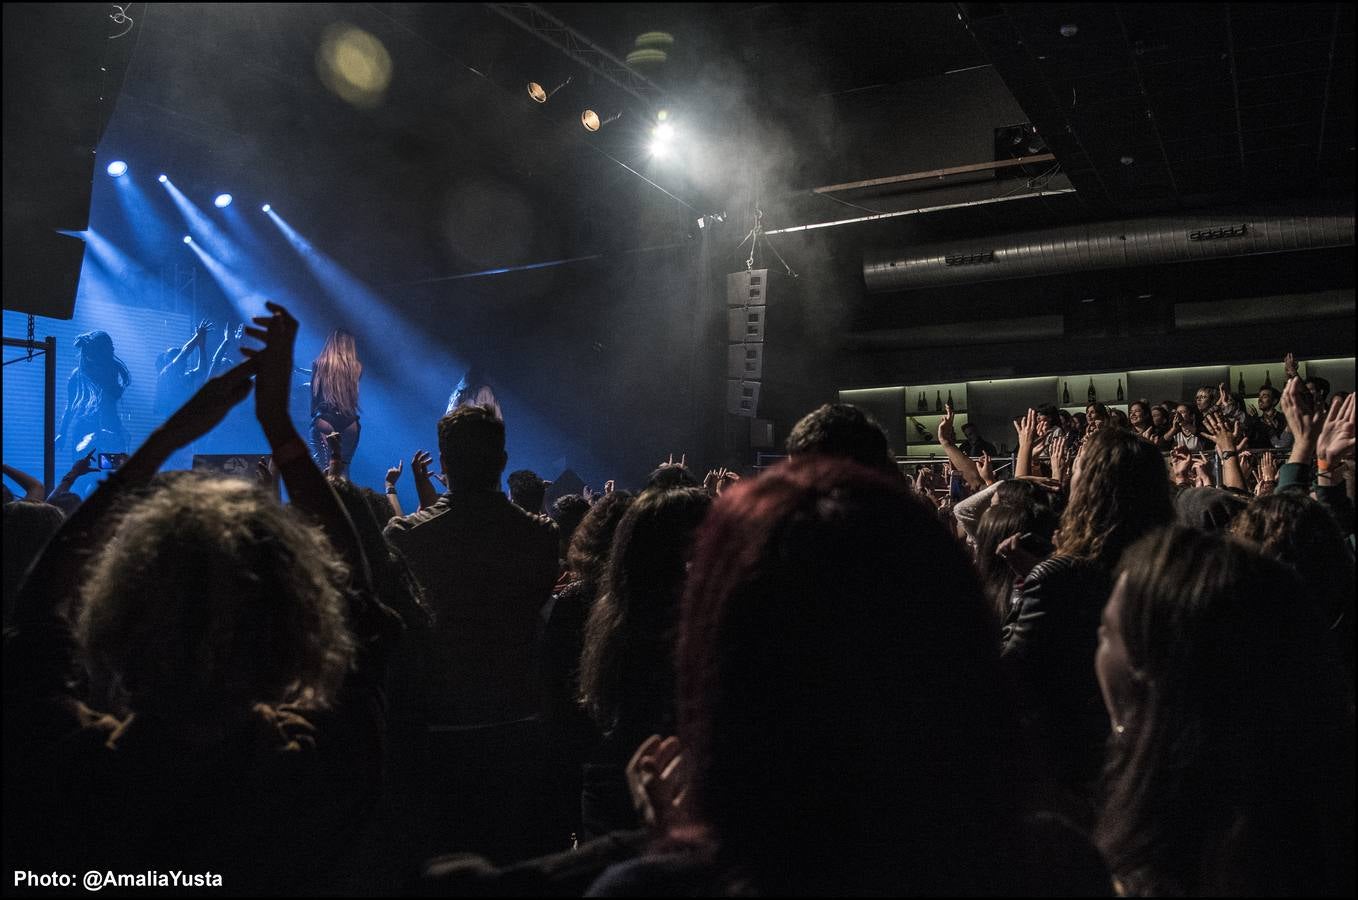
[577,486,712,840]
[1096,527,1354,897]
[591,457,1110,897]
[507,468,549,514]
[1001,427,1174,808]
[383,403,558,861]
[785,402,898,475]
[3,302,397,893]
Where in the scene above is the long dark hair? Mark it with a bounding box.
[975,502,1056,621]
[578,487,710,735]
[677,457,1024,895]
[312,329,361,417]
[1059,428,1173,569]
[70,331,131,414]
[1098,527,1354,897]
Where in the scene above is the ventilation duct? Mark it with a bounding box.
[864,204,1355,293]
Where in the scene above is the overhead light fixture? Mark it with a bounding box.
[158,174,168,183]
[183,235,193,244]
[527,74,572,104]
[1060,23,1079,38]
[214,193,233,208]
[106,160,128,177]
[261,203,271,213]
[581,109,622,132]
[1120,155,1135,166]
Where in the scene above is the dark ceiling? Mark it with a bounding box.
[960,2,1355,214]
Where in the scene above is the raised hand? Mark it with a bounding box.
[70,449,98,479]
[385,459,404,487]
[1202,411,1235,452]
[658,452,688,469]
[411,449,435,481]
[938,404,958,446]
[977,451,996,484]
[626,735,690,835]
[1049,431,1071,482]
[1192,451,1212,487]
[1217,382,1232,409]
[1283,351,1299,380]
[1280,376,1327,464]
[1014,409,1039,446]
[604,479,616,495]
[239,301,298,434]
[1170,447,1194,483]
[1316,392,1356,465]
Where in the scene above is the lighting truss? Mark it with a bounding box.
[485,3,666,108]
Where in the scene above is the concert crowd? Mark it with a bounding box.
[3,302,1354,896]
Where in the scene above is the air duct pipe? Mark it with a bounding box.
[864,204,1354,293]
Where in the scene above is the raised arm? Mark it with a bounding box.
[240,302,371,596]
[13,361,258,627]
[1014,409,1039,479]
[937,404,984,491]
[1203,411,1247,492]
[2,463,47,501]
[384,460,405,517]
[46,451,98,501]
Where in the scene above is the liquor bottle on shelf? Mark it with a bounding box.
[1062,381,1071,405]
[1087,378,1097,404]
[1237,372,1247,395]
[935,391,943,413]
[917,391,928,412]
[1263,370,1274,389]
[1116,379,1124,402]
[910,418,933,443]
[947,389,955,410]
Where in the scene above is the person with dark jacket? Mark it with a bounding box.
[384,404,559,862]
[1001,428,1174,815]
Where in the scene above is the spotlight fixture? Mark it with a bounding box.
[581,109,622,132]
[526,75,572,104]
[1060,23,1079,38]
[261,203,271,213]
[158,174,168,183]
[106,160,128,177]
[183,235,193,244]
[214,194,233,208]
[1120,155,1135,166]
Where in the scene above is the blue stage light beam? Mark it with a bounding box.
[265,207,593,486]
[185,239,268,322]
[160,177,242,265]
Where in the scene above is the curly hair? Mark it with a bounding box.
[578,486,711,733]
[78,475,355,718]
[564,490,635,588]
[1058,428,1174,568]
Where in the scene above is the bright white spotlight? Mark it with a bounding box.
[655,122,674,141]
[106,161,128,177]
[261,203,271,213]
[183,235,193,244]
[158,174,168,183]
[649,139,670,158]
[214,194,233,208]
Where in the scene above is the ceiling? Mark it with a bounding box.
[960,2,1355,214]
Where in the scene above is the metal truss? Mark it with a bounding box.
[484,3,667,108]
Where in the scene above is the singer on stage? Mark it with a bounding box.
[308,328,362,478]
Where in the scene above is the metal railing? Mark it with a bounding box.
[3,334,58,492]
